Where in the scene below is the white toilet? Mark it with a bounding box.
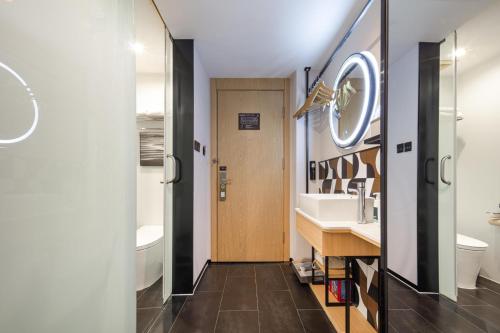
[136,225,164,291]
[457,233,488,289]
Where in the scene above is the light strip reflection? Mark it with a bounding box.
[0,61,39,144]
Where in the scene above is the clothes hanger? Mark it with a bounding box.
[293,81,335,119]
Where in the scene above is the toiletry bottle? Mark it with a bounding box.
[373,192,380,222]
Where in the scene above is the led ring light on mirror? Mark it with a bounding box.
[328,51,379,149]
[0,61,39,144]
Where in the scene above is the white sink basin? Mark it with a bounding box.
[298,193,374,222]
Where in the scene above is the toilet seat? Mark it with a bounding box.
[137,225,163,251]
[457,234,488,251]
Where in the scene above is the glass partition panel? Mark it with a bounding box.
[439,32,458,301]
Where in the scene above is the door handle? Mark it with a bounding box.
[161,154,181,184]
[440,154,452,185]
[219,166,228,201]
[424,158,435,185]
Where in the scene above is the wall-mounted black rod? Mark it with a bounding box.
[309,0,373,92]
[305,67,311,194]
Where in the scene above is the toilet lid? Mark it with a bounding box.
[457,234,488,250]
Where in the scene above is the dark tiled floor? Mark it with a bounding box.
[388,275,500,333]
[136,277,187,333]
[145,263,336,333]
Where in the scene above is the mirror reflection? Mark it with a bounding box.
[333,63,365,141]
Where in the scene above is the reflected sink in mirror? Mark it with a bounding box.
[298,193,374,222]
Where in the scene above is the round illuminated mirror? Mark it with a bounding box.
[329,51,379,149]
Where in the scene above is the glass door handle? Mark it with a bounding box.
[440,154,452,185]
[162,154,181,184]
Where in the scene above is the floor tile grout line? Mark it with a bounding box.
[279,263,307,333]
[462,287,497,294]
[138,280,168,333]
[145,300,171,333]
[457,292,490,306]
[137,288,148,303]
[483,286,500,297]
[480,286,500,298]
[388,322,400,333]
[166,297,188,333]
[439,300,493,332]
[455,304,500,332]
[213,267,228,333]
[144,311,162,333]
[406,308,445,333]
[219,309,259,312]
[255,265,261,333]
[137,306,164,310]
[144,306,161,333]
[390,277,488,333]
[461,286,500,301]
[137,281,164,309]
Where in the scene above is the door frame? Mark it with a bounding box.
[210,78,290,262]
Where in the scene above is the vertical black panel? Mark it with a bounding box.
[417,42,440,293]
[305,67,311,194]
[172,39,194,294]
[380,0,388,331]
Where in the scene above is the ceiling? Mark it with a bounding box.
[454,0,500,73]
[389,0,495,64]
[154,0,366,78]
[143,0,500,77]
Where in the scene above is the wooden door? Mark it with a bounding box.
[217,89,284,261]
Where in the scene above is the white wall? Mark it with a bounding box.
[137,74,164,228]
[0,1,136,332]
[137,73,165,115]
[193,45,211,283]
[387,45,419,284]
[457,54,500,283]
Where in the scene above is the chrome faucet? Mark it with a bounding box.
[348,182,367,224]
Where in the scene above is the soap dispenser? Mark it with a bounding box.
[487,203,500,226]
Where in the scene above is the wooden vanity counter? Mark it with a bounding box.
[295,208,380,257]
[295,208,380,333]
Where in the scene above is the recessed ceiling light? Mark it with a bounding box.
[130,42,145,55]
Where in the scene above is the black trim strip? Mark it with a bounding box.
[380,0,389,331]
[305,67,311,193]
[172,39,195,294]
[310,0,374,90]
[416,42,440,293]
